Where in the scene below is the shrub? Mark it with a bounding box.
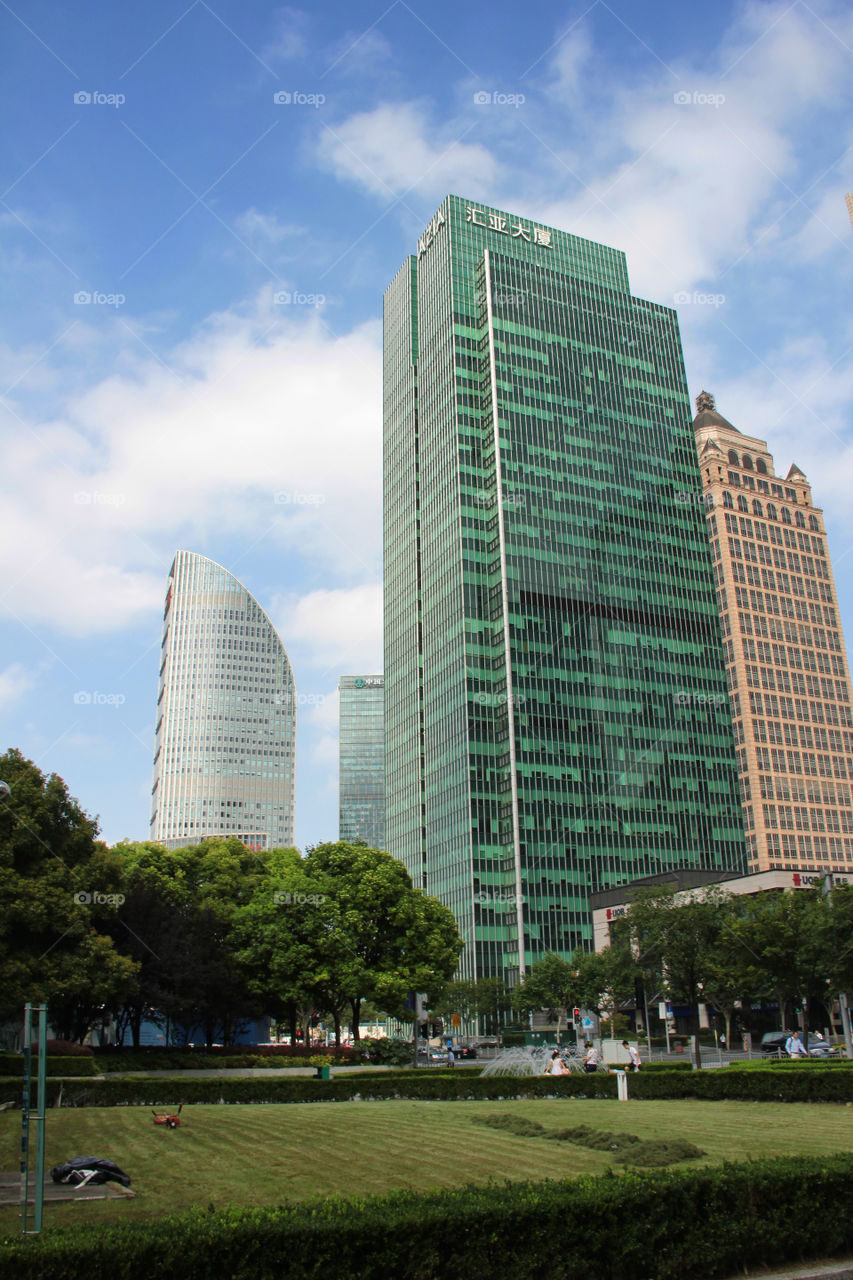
[1,1066,850,1109]
[1,1156,853,1278]
[0,1054,97,1078]
[631,1061,693,1073]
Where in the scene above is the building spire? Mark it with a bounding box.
[696,390,715,413]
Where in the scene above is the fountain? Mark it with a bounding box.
[480,1044,590,1077]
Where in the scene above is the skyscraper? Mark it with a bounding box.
[339,674,385,847]
[846,193,853,231]
[150,550,297,850]
[693,392,853,874]
[384,195,745,986]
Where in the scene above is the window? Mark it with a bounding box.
[808,515,820,532]
[756,459,768,474]
[738,495,749,512]
[767,503,778,519]
[728,449,740,465]
[742,454,754,470]
[723,491,734,509]
[795,511,805,528]
[752,499,763,516]
[782,509,792,525]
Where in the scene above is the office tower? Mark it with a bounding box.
[383,195,745,987]
[339,674,385,847]
[150,550,297,850]
[846,193,853,231]
[694,392,853,874]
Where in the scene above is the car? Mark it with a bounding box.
[761,1031,838,1057]
[455,1046,478,1060]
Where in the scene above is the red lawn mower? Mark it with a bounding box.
[152,1104,183,1129]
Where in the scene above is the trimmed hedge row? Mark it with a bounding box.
[634,1061,693,1073]
[0,1055,97,1078]
[2,1155,853,1279]
[2,1066,852,1107]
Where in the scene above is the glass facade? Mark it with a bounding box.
[383,195,746,986]
[150,550,297,850]
[339,674,385,847]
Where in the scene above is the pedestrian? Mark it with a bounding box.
[583,1041,600,1074]
[544,1048,565,1076]
[621,1039,641,1071]
[447,1045,455,1067]
[719,1032,726,1050]
[785,1031,807,1058]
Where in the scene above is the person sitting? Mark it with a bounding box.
[544,1048,565,1076]
[622,1039,641,1071]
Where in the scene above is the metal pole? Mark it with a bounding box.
[642,985,652,1062]
[839,993,853,1059]
[34,1006,47,1232]
[20,1003,31,1233]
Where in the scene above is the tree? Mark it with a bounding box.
[702,897,771,1047]
[110,838,273,1045]
[735,888,833,1039]
[513,953,580,1038]
[627,886,730,1068]
[570,943,637,1034]
[301,843,463,1042]
[0,749,137,1040]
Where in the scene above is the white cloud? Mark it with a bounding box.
[326,28,393,78]
[0,662,37,709]
[317,101,500,199]
[263,6,310,62]
[0,296,382,636]
[531,0,853,300]
[700,336,853,548]
[233,209,307,249]
[275,583,383,673]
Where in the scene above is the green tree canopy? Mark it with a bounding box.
[0,749,137,1036]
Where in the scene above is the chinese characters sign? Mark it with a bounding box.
[465,205,552,247]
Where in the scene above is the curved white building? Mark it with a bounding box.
[150,551,296,850]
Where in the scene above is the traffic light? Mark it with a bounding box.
[431,1019,444,1037]
[572,1008,581,1023]
[418,1021,429,1038]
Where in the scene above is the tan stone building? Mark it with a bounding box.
[693,392,853,874]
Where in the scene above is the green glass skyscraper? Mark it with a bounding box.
[384,195,745,987]
[339,674,385,848]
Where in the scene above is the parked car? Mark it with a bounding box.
[761,1031,837,1057]
[455,1046,478,1060]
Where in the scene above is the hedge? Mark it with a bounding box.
[633,1061,693,1073]
[2,1154,853,1279]
[1,1067,851,1108]
[0,1055,96,1078]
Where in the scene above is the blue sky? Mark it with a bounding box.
[1,0,852,849]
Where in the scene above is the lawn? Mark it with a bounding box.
[1,1098,851,1235]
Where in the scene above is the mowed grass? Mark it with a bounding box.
[1,1098,851,1234]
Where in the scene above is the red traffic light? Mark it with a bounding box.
[573,1008,581,1019]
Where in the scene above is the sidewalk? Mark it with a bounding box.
[727,1260,853,1279]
